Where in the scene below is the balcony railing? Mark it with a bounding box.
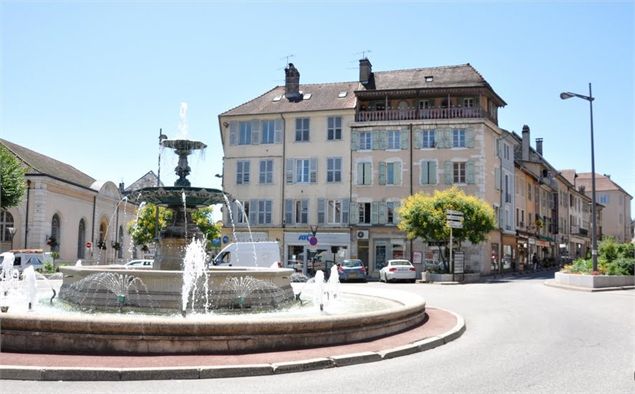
[356,107,488,122]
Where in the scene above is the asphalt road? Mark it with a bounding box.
[4,273,634,393]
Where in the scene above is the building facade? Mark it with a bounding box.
[0,139,137,264]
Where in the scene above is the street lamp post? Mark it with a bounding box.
[560,83,598,272]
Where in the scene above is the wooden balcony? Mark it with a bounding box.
[355,107,492,122]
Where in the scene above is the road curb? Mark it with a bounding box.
[1,307,466,381]
[544,279,635,292]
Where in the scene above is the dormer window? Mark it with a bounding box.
[425,76,433,82]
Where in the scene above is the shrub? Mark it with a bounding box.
[604,257,635,276]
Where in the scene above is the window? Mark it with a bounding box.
[285,199,308,225]
[421,130,435,148]
[295,118,310,142]
[357,162,372,185]
[599,194,609,205]
[453,162,466,184]
[295,159,310,183]
[327,117,342,140]
[387,130,400,149]
[259,160,273,184]
[452,129,466,148]
[51,214,61,252]
[419,100,432,109]
[327,200,342,224]
[359,202,371,224]
[261,120,275,144]
[235,201,249,224]
[359,131,372,150]
[286,158,317,184]
[239,121,252,145]
[327,157,342,183]
[463,98,474,108]
[420,160,437,184]
[236,160,250,184]
[77,218,86,259]
[258,200,272,224]
[503,143,510,160]
[1,210,14,242]
[504,174,511,203]
[386,202,396,224]
[385,162,401,185]
[528,183,532,200]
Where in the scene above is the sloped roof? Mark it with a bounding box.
[574,172,633,198]
[0,138,96,189]
[359,63,506,106]
[125,170,163,192]
[221,82,359,116]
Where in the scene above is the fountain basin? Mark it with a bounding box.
[0,286,426,355]
[58,266,296,310]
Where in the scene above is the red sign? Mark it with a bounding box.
[85,241,92,248]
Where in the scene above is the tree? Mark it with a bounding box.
[398,187,496,254]
[0,145,27,209]
[128,203,173,249]
[191,206,221,249]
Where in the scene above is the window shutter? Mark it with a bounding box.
[495,167,501,190]
[394,201,401,223]
[274,119,283,143]
[376,131,386,150]
[301,199,309,224]
[421,161,429,185]
[342,199,349,224]
[466,129,475,148]
[444,161,453,184]
[364,163,372,185]
[378,161,386,185]
[378,202,387,224]
[286,159,295,184]
[400,130,409,150]
[441,129,451,148]
[430,161,437,184]
[356,162,364,185]
[394,162,402,185]
[317,198,325,224]
[251,120,260,145]
[285,199,293,225]
[352,131,359,151]
[467,161,476,184]
[349,202,358,224]
[310,158,318,183]
[371,201,379,224]
[229,121,238,145]
[414,130,421,149]
[249,199,258,224]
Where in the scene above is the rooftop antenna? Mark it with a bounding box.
[281,54,295,66]
[355,49,372,59]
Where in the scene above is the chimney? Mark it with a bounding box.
[359,58,373,85]
[536,138,543,156]
[285,63,302,102]
[521,125,530,160]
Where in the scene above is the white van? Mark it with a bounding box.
[213,241,281,268]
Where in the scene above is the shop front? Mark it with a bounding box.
[283,231,350,277]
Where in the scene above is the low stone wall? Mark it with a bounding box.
[428,273,480,283]
[554,272,635,289]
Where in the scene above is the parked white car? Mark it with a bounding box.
[380,259,417,283]
[125,259,154,269]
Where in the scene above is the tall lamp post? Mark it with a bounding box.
[560,83,597,272]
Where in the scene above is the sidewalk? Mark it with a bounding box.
[0,307,465,381]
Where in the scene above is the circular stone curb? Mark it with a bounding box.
[0,307,465,381]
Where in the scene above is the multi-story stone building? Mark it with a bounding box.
[219,59,512,276]
[562,171,632,243]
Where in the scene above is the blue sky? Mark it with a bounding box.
[1,1,633,213]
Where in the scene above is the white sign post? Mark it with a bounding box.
[446,210,464,281]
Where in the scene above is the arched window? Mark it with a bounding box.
[1,210,15,242]
[50,214,61,252]
[98,221,107,250]
[117,225,124,259]
[77,219,86,259]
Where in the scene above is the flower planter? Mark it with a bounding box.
[555,272,634,289]
[429,273,480,283]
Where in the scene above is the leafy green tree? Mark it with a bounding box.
[128,203,173,249]
[191,206,221,249]
[398,187,496,262]
[0,145,27,209]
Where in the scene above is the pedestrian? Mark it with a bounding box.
[532,254,538,272]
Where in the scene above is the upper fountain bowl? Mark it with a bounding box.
[162,139,207,153]
[130,186,227,208]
